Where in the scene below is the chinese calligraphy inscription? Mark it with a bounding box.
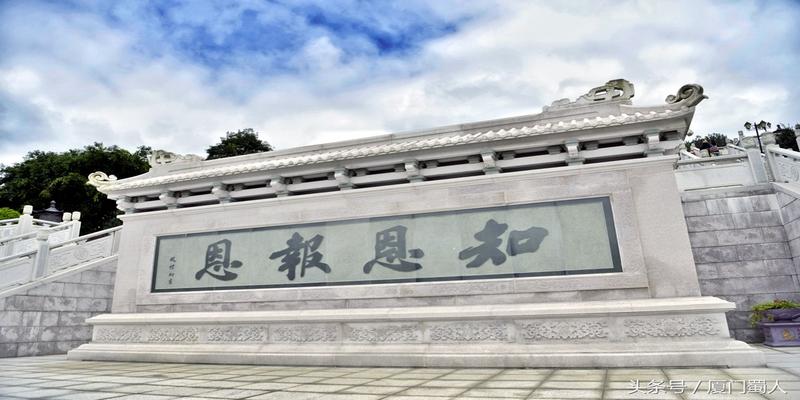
[195,239,242,281]
[154,197,619,292]
[270,233,331,281]
[459,219,549,268]
[364,225,424,273]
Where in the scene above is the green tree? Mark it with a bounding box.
[206,128,273,160]
[0,143,149,233]
[0,207,20,220]
[774,127,798,152]
[689,133,728,149]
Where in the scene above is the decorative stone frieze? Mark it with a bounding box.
[429,322,509,342]
[271,325,338,343]
[623,317,718,338]
[94,327,141,343]
[147,327,199,343]
[519,320,609,341]
[207,326,267,343]
[345,324,421,343]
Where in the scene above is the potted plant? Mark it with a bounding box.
[750,299,800,346]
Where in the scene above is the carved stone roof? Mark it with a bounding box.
[89,80,706,199]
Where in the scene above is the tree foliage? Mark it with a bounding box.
[0,143,150,234]
[688,133,728,149]
[206,128,273,160]
[0,207,20,220]
[774,128,798,152]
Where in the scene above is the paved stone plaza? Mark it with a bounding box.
[0,346,795,400]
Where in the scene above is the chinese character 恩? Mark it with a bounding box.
[363,225,424,273]
[458,219,549,268]
[194,239,243,281]
[270,232,331,281]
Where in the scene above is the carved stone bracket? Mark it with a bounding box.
[115,198,134,214]
[644,129,663,157]
[405,160,423,182]
[211,183,231,203]
[334,168,353,190]
[159,191,178,209]
[269,177,288,197]
[481,151,499,174]
[564,140,584,166]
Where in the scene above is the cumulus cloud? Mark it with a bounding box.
[0,0,798,165]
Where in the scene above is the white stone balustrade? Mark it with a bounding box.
[766,144,800,184]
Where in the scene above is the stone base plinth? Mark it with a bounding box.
[68,296,765,368]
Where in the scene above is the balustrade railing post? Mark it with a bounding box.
[17,205,34,235]
[31,230,51,280]
[111,228,121,253]
[764,145,781,183]
[71,212,82,238]
[3,205,33,257]
[746,149,769,184]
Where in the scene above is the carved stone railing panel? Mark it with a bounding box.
[0,257,35,291]
[48,235,114,272]
[767,145,800,184]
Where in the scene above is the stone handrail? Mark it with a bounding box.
[766,144,800,184]
[0,226,121,291]
[674,148,768,191]
[0,207,83,258]
[679,150,701,160]
[675,153,747,167]
[0,223,74,247]
[727,143,749,153]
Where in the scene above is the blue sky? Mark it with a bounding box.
[1,0,799,165]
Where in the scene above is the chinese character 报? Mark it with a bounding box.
[363,225,424,273]
[270,232,331,281]
[194,239,243,281]
[458,219,548,268]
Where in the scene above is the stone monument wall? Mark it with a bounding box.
[0,260,116,357]
[683,185,800,342]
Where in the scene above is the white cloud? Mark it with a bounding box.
[0,0,798,166]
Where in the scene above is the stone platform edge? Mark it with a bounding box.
[68,296,766,368]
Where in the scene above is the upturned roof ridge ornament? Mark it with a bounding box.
[665,83,707,107]
[87,171,117,187]
[148,149,204,167]
[544,79,635,112]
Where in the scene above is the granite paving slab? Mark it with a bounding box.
[0,345,797,399]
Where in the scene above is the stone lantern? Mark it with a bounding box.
[34,200,64,223]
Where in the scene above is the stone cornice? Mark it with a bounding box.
[88,81,706,195]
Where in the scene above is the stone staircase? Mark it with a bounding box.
[0,212,120,357]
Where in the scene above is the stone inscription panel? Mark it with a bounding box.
[151,197,621,292]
